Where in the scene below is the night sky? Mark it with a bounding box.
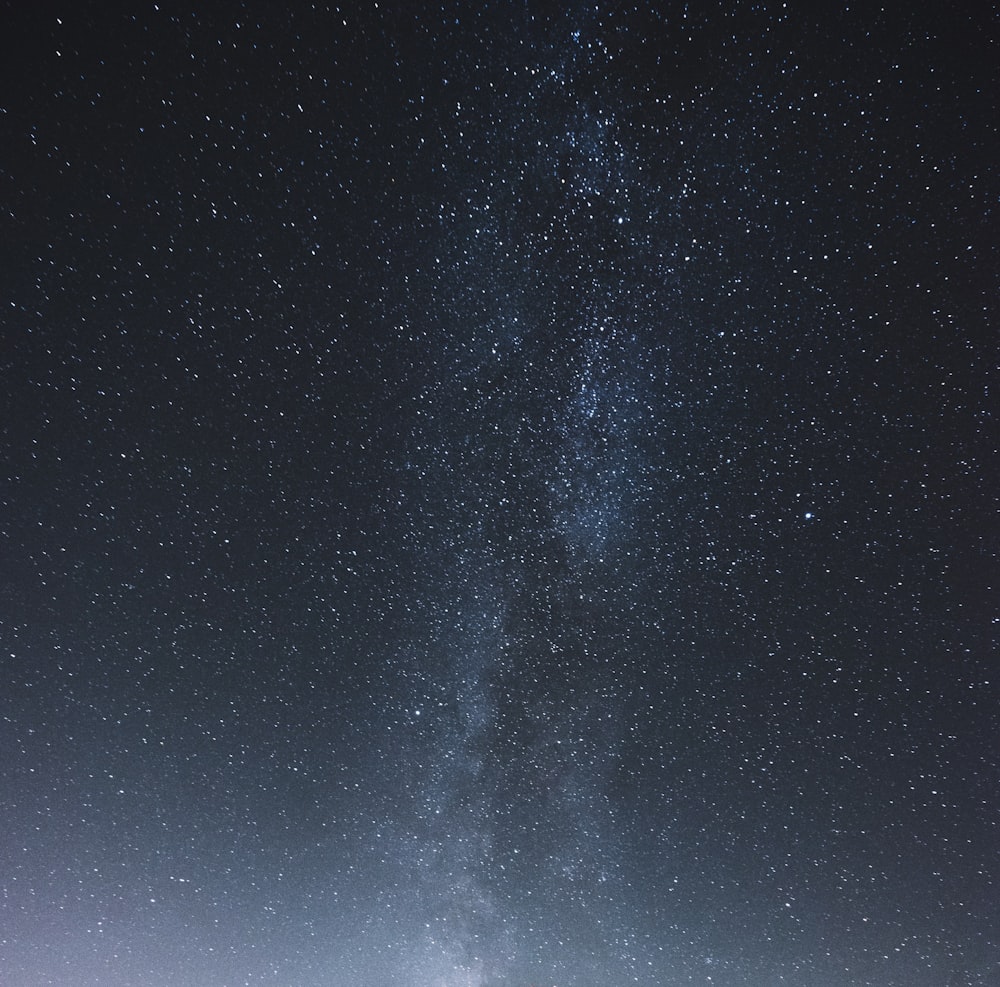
[2,3,997,985]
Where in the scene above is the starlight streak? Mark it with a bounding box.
[2,3,994,986]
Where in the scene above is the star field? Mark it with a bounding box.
[2,3,997,985]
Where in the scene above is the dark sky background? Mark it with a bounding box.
[2,2,997,985]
